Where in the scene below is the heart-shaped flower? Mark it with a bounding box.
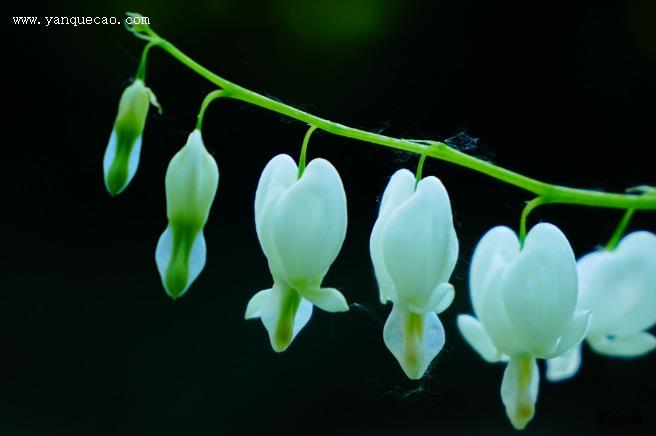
[370,169,458,379]
[245,154,349,352]
[458,223,591,429]
[547,231,656,382]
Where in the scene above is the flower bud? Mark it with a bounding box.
[155,130,219,299]
[103,79,154,195]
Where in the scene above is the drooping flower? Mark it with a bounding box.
[245,154,349,352]
[103,79,158,195]
[370,169,458,379]
[155,130,219,299]
[457,223,591,430]
[547,231,656,382]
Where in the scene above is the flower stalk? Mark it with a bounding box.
[126,22,656,212]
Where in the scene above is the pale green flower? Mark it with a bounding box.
[155,130,219,299]
[103,79,158,195]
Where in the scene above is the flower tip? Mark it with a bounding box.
[105,174,127,197]
[271,330,293,353]
[399,360,424,380]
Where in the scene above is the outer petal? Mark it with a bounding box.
[471,227,524,356]
[300,287,349,313]
[370,169,416,303]
[546,345,582,382]
[469,226,519,318]
[271,158,347,284]
[502,223,578,356]
[579,231,656,337]
[381,176,457,311]
[244,288,273,319]
[165,130,219,228]
[254,154,298,267]
[383,305,445,379]
[457,314,506,363]
[501,356,539,430]
[546,310,591,359]
[587,332,656,357]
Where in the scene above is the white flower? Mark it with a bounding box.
[370,169,458,379]
[547,231,656,382]
[245,154,349,352]
[103,79,158,195]
[457,223,591,429]
[155,130,219,299]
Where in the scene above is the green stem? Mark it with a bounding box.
[519,197,545,247]
[134,34,656,212]
[135,41,157,81]
[298,125,318,179]
[415,147,429,188]
[605,209,635,251]
[196,90,227,130]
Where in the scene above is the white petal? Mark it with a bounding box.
[471,227,524,356]
[579,231,656,337]
[155,225,207,299]
[502,223,578,355]
[587,331,656,357]
[254,155,297,255]
[546,345,582,382]
[457,314,506,363]
[370,169,416,304]
[429,283,455,314]
[383,305,445,379]
[260,282,313,352]
[378,169,416,219]
[254,155,298,282]
[244,288,273,319]
[381,176,457,310]
[469,226,519,318]
[546,310,591,359]
[272,158,347,284]
[500,356,539,430]
[299,287,349,313]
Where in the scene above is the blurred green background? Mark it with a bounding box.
[3,0,656,435]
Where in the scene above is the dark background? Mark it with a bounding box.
[3,0,656,435]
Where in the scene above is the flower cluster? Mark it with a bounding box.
[103,80,655,431]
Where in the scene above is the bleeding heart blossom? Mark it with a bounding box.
[103,79,159,195]
[245,154,349,352]
[457,223,591,430]
[547,231,656,382]
[370,169,458,379]
[155,130,219,300]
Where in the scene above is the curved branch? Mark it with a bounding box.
[137,33,656,211]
